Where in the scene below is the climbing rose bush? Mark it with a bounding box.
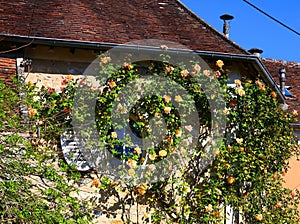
[1,52,299,223]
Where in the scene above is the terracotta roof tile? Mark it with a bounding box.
[262,58,300,124]
[0,0,248,54]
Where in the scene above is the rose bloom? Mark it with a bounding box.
[237,87,245,96]
[271,91,277,98]
[216,59,224,68]
[175,129,182,137]
[148,164,156,171]
[203,69,211,76]
[65,74,73,82]
[47,87,55,95]
[275,202,281,209]
[128,168,135,176]
[214,70,221,77]
[28,108,37,116]
[134,146,141,155]
[92,177,99,187]
[227,176,235,184]
[111,132,118,139]
[160,45,168,50]
[137,183,147,195]
[292,110,298,117]
[236,138,243,144]
[164,106,171,114]
[234,79,241,86]
[123,62,133,70]
[159,150,167,157]
[154,112,161,117]
[194,64,201,72]
[109,81,117,88]
[149,154,156,161]
[174,95,182,102]
[213,148,220,156]
[127,159,137,168]
[27,81,34,87]
[100,56,111,64]
[180,69,189,78]
[165,66,174,73]
[256,80,266,91]
[205,204,213,213]
[163,95,171,103]
[255,214,263,221]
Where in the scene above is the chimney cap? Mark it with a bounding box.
[220,14,234,21]
[248,48,263,54]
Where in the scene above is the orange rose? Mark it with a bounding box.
[164,107,171,114]
[255,214,263,221]
[28,108,37,116]
[227,176,235,184]
[109,81,117,88]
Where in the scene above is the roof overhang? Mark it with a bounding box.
[0,33,285,102]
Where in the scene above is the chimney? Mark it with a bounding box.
[220,14,234,38]
[248,48,263,57]
[279,68,286,95]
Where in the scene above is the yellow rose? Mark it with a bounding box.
[292,110,298,117]
[128,168,135,176]
[100,56,111,64]
[234,79,241,85]
[236,138,243,144]
[216,60,224,68]
[237,87,245,96]
[111,132,118,139]
[149,154,156,160]
[205,204,213,212]
[174,95,182,102]
[134,146,141,155]
[159,150,167,157]
[137,183,147,195]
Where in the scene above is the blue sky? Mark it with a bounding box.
[180,0,300,62]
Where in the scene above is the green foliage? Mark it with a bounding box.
[0,52,299,223]
[0,78,91,223]
[86,54,299,223]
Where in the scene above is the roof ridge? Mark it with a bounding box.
[176,0,249,54]
[262,58,300,67]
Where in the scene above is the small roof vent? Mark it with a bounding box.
[248,48,263,57]
[220,14,234,38]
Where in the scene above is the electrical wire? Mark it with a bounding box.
[242,0,300,37]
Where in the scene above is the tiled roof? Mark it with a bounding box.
[0,0,248,54]
[262,58,300,124]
